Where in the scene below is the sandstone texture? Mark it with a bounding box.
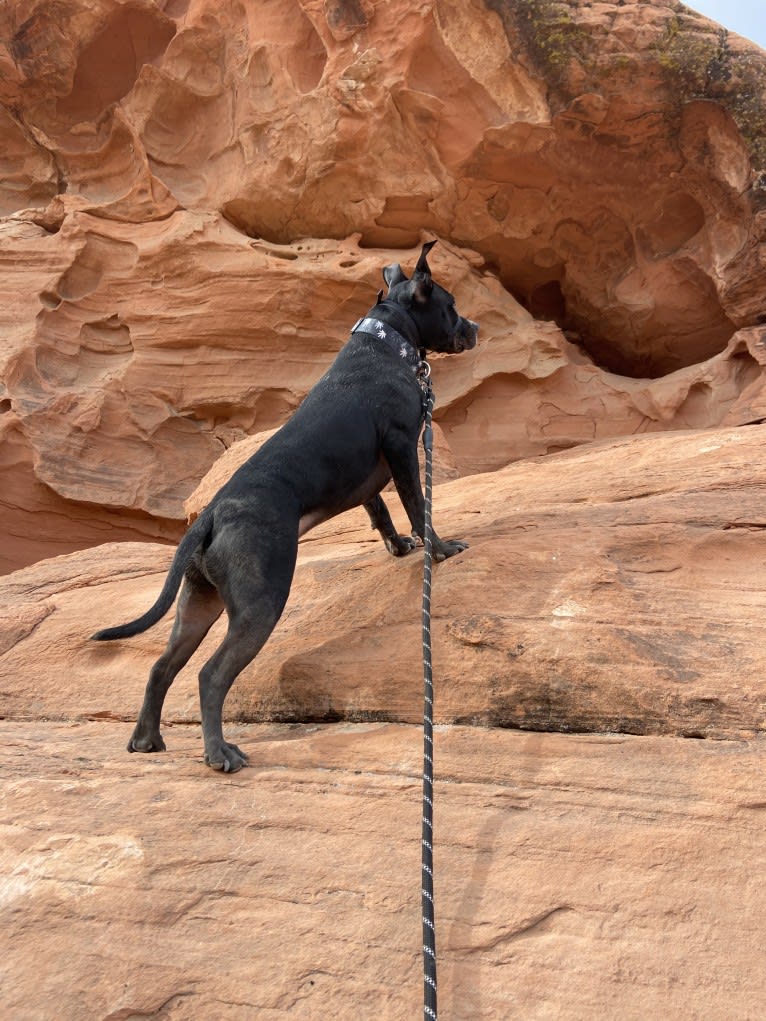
[3,424,766,738]
[0,720,764,1020]
[1,0,766,569]
[5,424,766,1020]
[4,3,766,1017]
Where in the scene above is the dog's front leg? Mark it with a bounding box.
[364,494,419,556]
[382,430,469,562]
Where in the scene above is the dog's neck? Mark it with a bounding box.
[351,300,424,371]
[372,300,422,349]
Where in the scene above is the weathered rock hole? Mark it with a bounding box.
[40,290,61,310]
[0,399,12,414]
[80,314,133,355]
[222,203,286,243]
[576,314,736,380]
[251,388,301,426]
[181,400,258,432]
[285,13,327,94]
[36,316,134,387]
[56,235,138,301]
[325,0,370,38]
[511,272,737,379]
[248,0,327,95]
[636,193,706,259]
[359,202,426,247]
[360,194,436,249]
[528,279,566,321]
[165,0,190,17]
[56,5,176,126]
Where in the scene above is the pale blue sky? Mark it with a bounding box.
[687,1,765,49]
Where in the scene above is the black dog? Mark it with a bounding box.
[92,241,478,772]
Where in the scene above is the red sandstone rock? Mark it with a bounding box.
[3,8,766,1011]
[0,719,765,1019]
[3,425,766,1017]
[3,424,766,739]
[1,0,766,569]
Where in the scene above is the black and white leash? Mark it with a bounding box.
[353,314,440,1016]
[419,361,438,1021]
[349,314,440,1015]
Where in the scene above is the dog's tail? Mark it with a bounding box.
[90,508,214,642]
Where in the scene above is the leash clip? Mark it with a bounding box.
[418,359,433,415]
[417,360,432,401]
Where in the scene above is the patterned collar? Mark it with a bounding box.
[351,316,422,372]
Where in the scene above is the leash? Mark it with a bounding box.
[419,360,438,1021]
[354,319,440,1015]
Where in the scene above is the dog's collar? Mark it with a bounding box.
[351,316,422,373]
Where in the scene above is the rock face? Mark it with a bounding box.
[3,424,766,1018]
[2,0,766,570]
[3,5,766,1015]
[1,719,764,1020]
[3,424,766,739]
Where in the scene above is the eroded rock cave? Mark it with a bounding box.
[0,0,765,568]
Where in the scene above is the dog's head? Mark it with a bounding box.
[382,241,479,354]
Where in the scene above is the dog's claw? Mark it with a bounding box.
[384,533,419,557]
[433,538,469,562]
[204,741,249,773]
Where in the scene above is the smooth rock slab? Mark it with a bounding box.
[0,720,764,1020]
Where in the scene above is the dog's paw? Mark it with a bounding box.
[384,533,419,557]
[128,733,166,753]
[204,741,249,774]
[433,538,469,562]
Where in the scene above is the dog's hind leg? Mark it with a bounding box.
[128,565,224,755]
[196,600,286,773]
[196,531,297,773]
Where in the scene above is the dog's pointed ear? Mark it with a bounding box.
[410,239,436,302]
[383,263,408,290]
[415,239,437,275]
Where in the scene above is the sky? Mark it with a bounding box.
[686,1,766,49]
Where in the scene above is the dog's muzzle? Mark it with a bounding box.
[453,319,479,352]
